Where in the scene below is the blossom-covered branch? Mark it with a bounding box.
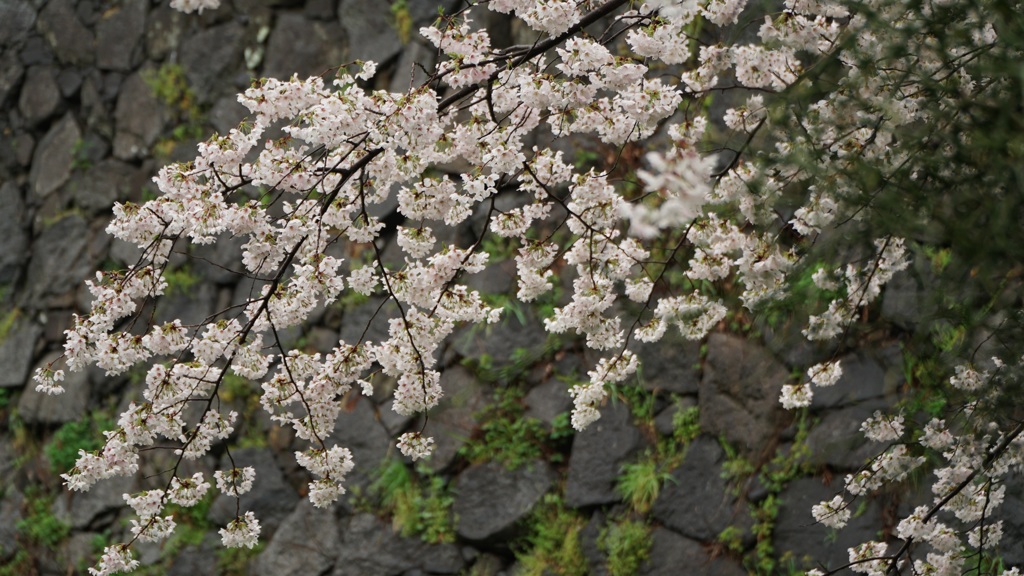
[36,0,1024,574]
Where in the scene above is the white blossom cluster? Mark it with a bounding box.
[807,356,1024,575]
[37,0,1021,572]
[220,511,261,549]
[168,0,219,13]
[397,431,435,461]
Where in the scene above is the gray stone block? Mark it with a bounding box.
[29,112,80,199]
[652,436,752,541]
[36,0,95,66]
[113,70,168,160]
[565,401,643,508]
[263,12,346,80]
[453,460,553,542]
[180,22,244,103]
[333,512,465,576]
[0,0,36,49]
[25,213,94,304]
[0,182,29,283]
[18,65,61,125]
[254,500,340,576]
[640,527,746,576]
[95,1,147,72]
[18,353,90,425]
[699,333,787,456]
[53,475,134,530]
[0,314,41,389]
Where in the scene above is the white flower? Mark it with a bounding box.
[169,0,220,13]
[624,278,653,303]
[295,446,355,508]
[949,364,986,391]
[215,467,256,496]
[89,544,139,576]
[723,94,767,132]
[397,432,435,461]
[396,226,436,259]
[780,383,812,409]
[33,367,66,395]
[348,266,378,295]
[920,418,955,450]
[812,495,851,529]
[169,472,211,506]
[124,490,165,518]
[220,511,261,549]
[130,515,176,542]
[356,60,377,81]
[860,411,905,443]
[847,541,888,575]
[807,361,842,387]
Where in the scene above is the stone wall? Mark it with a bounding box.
[1,1,1023,575]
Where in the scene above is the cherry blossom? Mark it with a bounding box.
[39,0,1024,572]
